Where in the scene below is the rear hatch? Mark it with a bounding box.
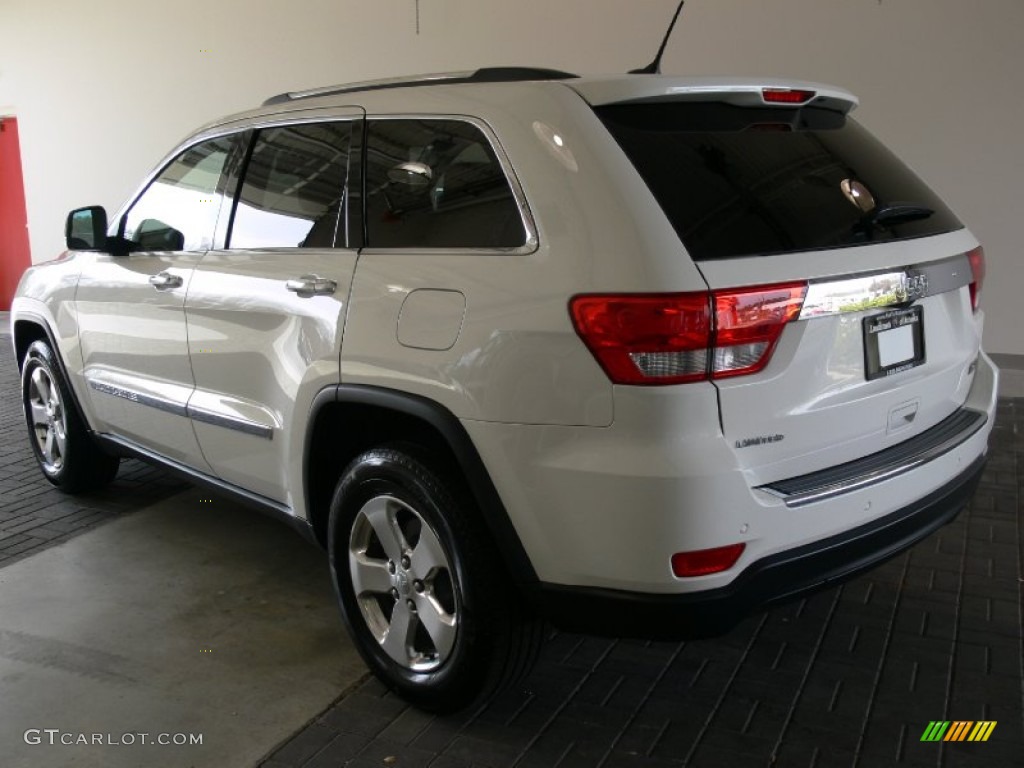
[578,79,985,485]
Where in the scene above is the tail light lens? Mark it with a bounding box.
[713,283,806,378]
[568,294,711,385]
[570,283,806,385]
[967,246,985,312]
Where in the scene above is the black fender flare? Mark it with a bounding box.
[306,384,539,588]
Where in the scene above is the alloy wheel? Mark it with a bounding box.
[348,494,459,671]
[27,366,67,472]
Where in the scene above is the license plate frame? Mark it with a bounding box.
[863,305,925,380]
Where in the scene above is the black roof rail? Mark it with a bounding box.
[263,67,578,106]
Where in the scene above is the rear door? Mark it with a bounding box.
[185,111,363,506]
[596,99,984,483]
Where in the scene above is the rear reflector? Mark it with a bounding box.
[967,246,985,312]
[672,543,746,577]
[762,88,815,105]
[570,283,806,385]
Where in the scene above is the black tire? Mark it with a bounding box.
[328,446,542,712]
[21,340,120,492]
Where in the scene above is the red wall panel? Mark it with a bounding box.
[0,117,32,311]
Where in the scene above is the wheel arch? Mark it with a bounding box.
[12,315,53,373]
[304,385,538,587]
[11,313,93,423]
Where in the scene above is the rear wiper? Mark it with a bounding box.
[868,203,934,226]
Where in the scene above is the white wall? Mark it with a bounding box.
[1,0,1021,352]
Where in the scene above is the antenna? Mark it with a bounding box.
[629,0,685,75]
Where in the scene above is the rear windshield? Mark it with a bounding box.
[596,102,962,261]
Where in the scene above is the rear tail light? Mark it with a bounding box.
[967,246,985,312]
[568,294,711,385]
[762,88,815,105]
[713,283,806,378]
[570,283,806,385]
[672,543,746,577]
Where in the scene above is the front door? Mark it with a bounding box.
[76,134,238,468]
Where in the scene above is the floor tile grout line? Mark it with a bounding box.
[850,552,911,768]
[681,612,769,767]
[936,489,972,768]
[767,587,844,767]
[505,639,619,768]
[594,641,685,767]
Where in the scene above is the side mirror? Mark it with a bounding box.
[65,206,108,251]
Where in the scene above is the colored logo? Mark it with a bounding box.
[920,721,996,742]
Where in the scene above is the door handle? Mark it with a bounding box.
[149,272,183,289]
[285,275,337,297]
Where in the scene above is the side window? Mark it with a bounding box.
[123,136,233,252]
[365,119,526,249]
[229,121,352,249]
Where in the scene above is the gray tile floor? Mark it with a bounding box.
[2,320,1022,767]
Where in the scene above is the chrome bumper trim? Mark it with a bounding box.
[759,407,987,508]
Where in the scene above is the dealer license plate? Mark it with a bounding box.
[863,306,925,380]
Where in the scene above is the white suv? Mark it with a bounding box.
[10,68,997,710]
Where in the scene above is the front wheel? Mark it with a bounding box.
[328,447,541,711]
[21,340,120,492]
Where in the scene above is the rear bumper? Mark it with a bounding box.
[532,453,985,639]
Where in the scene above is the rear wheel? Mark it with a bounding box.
[328,446,541,711]
[21,340,120,492]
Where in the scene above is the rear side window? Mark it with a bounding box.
[596,103,962,260]
[229,121,352,249]
[364,119,526,249]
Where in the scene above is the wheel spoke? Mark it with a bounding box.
[31,368,51,403]
[410,522,448,576]
[29,400,49,427]
[414,593,457,661]
[350,554,392,597]
[53,427,67,462]
[361,497,408,564]
[380,598,417,665]
[42,428,56,464]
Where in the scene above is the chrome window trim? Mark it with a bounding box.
[359,114,539,256]
[798,253,971,320]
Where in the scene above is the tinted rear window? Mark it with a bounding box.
[596,102,961,260]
